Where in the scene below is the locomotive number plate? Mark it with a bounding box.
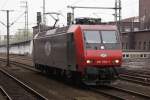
[96,60,110,64]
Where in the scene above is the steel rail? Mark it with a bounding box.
[0,86,12,100]
[0,58,35,71]
[121,71,150,78]
[0,69,48,100]
[0,57,124,100]
[89,88,125,100]
[120,74,150,81]
[1,56,150,99]
[120,76,150,86]
[106,85,150,99]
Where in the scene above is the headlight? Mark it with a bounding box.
[115,60,119,64]
[86,60,93,64]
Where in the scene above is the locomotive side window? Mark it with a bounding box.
[101,31,117,43]
[84,31,101,43]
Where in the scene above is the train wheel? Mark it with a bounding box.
[72,72,83,85]
[64,70,72,79]
[34,64,37,69]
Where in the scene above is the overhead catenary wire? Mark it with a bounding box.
[67,3,121,24]
[54,0,84,20]
[10,12,25,27]
[0,20,6,27]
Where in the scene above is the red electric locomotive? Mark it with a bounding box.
[33,23,122,85]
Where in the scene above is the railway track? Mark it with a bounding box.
[0,58,125,100]
[120,75,150,87]
[0,55,32,63]
[88,84,150,100]
[119,68,150,86]
[122,69,150,76]
[8,55,32,61]
[95,85,150,100]
[0,86,12,100]
[0,69,48,100]
[0,54,32,60]
[120,73,150,82]
[1,56,150,100]
[0,57,121,100]
[89,88,125,100]
[0,57,35,71]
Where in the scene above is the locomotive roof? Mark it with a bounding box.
[34,24,117,39]
[68,24,117,33]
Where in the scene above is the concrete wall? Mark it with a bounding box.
[0,40,33,55]
[139,0,150,29]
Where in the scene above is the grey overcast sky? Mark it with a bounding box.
[0,0,138,35]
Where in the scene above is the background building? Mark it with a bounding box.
[122,30,150,51]
[0,35,7,41]
[120,0,150,51]
[120,17,140,32]
[139,0,150,29]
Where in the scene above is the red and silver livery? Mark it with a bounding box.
[33,24,122,85]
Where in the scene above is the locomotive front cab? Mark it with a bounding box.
[76,25,122,85]
[83,30,122,66]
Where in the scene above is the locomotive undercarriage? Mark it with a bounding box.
[35,63,80,80]
[82,67,119,85]
[35,63,119,85]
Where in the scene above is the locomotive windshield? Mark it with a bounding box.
[84,30,119,50]
[84,31,101,43]
[101,31,117,43]
[84,30,117,43]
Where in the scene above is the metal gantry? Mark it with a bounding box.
[43,0,46,24]
[20,1,29,41]
[67,0,122,31]
[115,0,121,32]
